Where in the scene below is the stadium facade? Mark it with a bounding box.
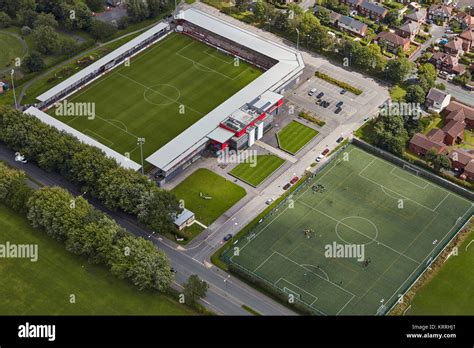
[23,8,304,184]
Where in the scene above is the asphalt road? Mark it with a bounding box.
[0,143,295,316]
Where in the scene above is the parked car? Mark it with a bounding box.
[290,176,299,185]
[265,198,274,205]
[223,233,233,241]
[308,88,317,96]
[335,107,342,114]
[322,148,330,156]
[316,154,324,162]
[340,89,347,95]
[316,92,324,99]
[322,101,330,108]
[315,99,322,105]
[336,136,344,143]
[336,101,344,107]
[283,183,291,190]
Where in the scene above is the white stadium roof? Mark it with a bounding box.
[146,8,304,172]
[36,22,170,103]
[24,107,142,171]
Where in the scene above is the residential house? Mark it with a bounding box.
[376,31,411,53]
[339,0,363,9]
[404,8,427,24]
[429,52,465,74]
[314,6,341,25]
[460,28,474,52]
[359,1,388,21]
[453,12,474,29]
[408,2,422,11]
[425,87,451,113]
[462,160,474,181]
[408,133,447,156]
[427,5,453,22]
[448,149,474,171]
[444,100,474,129]
[396,21,421,40]
[444,37,464,56]
[442,119,464,145]
[337,16,369,37]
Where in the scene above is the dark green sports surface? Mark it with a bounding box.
[49,33,261,163]
[222,145,473,315]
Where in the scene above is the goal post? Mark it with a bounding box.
[403,164,420,176]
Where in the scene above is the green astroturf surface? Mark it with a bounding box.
[229,155,285,187]
[276,121,318,154]
[48,33,261,163]
[222,145,473,315]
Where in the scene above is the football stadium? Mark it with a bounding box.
[24,8,304,184]
[221,144,473,315]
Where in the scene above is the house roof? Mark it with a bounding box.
[376,31,409,46]
[409,133,446,153]
[444,37,464,51]
[448,149,474,165]
[427,128,445,143]
[464,160,474,174]
[460,28,474,42]
[405,9,427,22]
[431,51,459,66]
[360,1,388,16]
[344,0,363,7]
[428,5,453,16]
[399,20,420,35]
[442,119,464,138]
[426,87,449,104]
[338,16,368,34]
[455,12,474,27]
[445,100,474,121]
[314,6,341,24]
[173,208,194,226]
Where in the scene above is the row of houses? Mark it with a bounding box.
[340,0,389,21]
[409,96,474,181]
[314,6,369,36]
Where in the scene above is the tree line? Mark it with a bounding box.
[0,161,174,292]
[0,106,182,237]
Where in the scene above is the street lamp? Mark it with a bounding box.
[137,137,145,175]
[295,28,300,52]
[10,69,18,109]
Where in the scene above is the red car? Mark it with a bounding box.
[322,148,330,156]
[290,176,299,185]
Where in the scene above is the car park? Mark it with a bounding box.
[283,183,291,190]
[308,88,317,96]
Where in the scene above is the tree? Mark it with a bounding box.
[254,0,266,21]
[384,9,400,27]
[126,0,149,22]
[432,154,451,172]
[417,63,436,93]
[24,51,45,72]
[33,12,58,28]
[405,84,426,104]
[18,8,37,27]
[88,19,117,40]
[136,189,181,235]
[147,0,165,18]
[373,112,409,155]
[0,162,32,213]
[0,11,11,28]
[385,57,413,84]
[315,7,331,26]
[32,25,60,55]
[63,0,93,30]
[183,275,208,306]
[235,0,251,11]
[85,0,104,12]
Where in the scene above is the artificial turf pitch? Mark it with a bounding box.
[49,33,261,163]
[276,121,319,155]
[222,145,473,315]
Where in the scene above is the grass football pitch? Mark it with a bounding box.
[49,33,261,163]
[222,145,473,315]
[276,121,319,154]
[0,205,194,315]
[229,154,285,187]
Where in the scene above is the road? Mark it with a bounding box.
[410,24,444,62]
[0,143,296,316]
[436,78,474,107]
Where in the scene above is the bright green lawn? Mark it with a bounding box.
[277,121,318,154]
[410,230,474,315]
[171,168,246,226]
[0,31,26,70]
[0,205,195,315]
[48,33,261,163]
[229,155,285,187]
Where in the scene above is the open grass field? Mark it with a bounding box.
[409,230,474,315]
[0,30,27,72]
[171,168,246,227]
[48,33,261,163]
[276,121,318,154]
[229,155,285,187]
[222,145,473,315]
[0,205,195,315]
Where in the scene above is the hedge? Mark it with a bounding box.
[314,71,363,95]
